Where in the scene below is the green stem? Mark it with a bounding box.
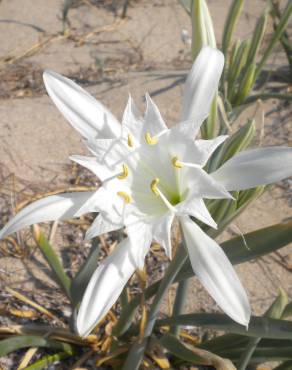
[169,278,190,337]
[122,245,187,370]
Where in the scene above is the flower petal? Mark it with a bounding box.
[152,213,174,259]
[180,46,224,135]
[186,167,232,199]
[211,147,292,191]
[70,155,114,182]
[43,70,121,140]
[77,237,145,337]
[177,198,217,229]
[144,93,168,137]
[126,220,153,269]
[85,213,122,240]
[122,94,143,141]
[180,216,251,326]
[0,192,95,239]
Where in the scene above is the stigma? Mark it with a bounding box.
[172,156,183,168]
[150,178,160,196]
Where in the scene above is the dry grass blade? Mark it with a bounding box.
[70,349,94,369]
[17,347,38,369]
[5,287,63,324]
[96,347,128,367]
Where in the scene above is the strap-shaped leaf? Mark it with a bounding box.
[156,313,292,340]
[70,238,101,306]
[35,230,72,302]
[159,333,236,369]
[24,351,74,370]
[114,221,292,336]
[0,335,73,357]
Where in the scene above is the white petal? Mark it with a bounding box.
[70,155,114,182]
[74,187,115,217]
[43,70,121,140]
[177,198,217,229]
[168,129,227,167]
[152,213,174,259]
[144,93,168,137]
[194,135,228,166]
[186,167,232,199]
[180,216,251,326]
[211,147,292,191]
[126,220,153,269]
[122,94,143,140]
[0,192,95,239]
[85,214,122,240]
[180,46,224,135]
[77,237,145,337]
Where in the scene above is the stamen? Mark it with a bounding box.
[172,156,183,169]
[127,134,134,148]
[150,178,160,196]
[117,164,129,180]
[117,191,131,204]
[145,132,158,145]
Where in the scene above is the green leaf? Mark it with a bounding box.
[282,302,292,319]
[24,352,74,370]
[255,1,292,79]
[114,221,292,336]
[0,335,73,357]
[247,9,268,65]
[156,314,292,340]
[222,0,245,55]
[234,63,256,105]
[70,238,101,306]
[179,0,192,14]
[237,289,288,370]
[159,333,236,368]
[36,231,72,302]
[244,92,292,104]
[209,119,256,171]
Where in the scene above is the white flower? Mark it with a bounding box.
[1,47,292,337]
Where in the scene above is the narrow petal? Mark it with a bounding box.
[70,155,114,182]
[0,192,95,239]
[122,94,143,140]
[186,167,232,199]
[77,237,145,337]
[152,213,174,259]
[180,216,251,327]
[43,70,121,140]
[144,93,168,137]
[180,46,224,134]
[74,187,116,218]
[176,198,217,229]
[85,214,122,240]
[126,220,153,269]
[211,147,292,191]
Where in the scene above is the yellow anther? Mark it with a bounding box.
[127,134,134,148]
[145,132,158,145]
[117,164,129,180]
[172,156,183,169]
[150,178,160,196]
[117,191,131,204]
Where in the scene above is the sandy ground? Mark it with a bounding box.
[0,0,291,368]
